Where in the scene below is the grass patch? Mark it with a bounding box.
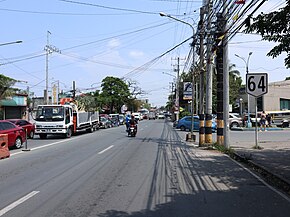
[213,143,234,157]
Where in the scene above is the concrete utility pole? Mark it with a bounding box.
[199,6,205,146]
[215,12,225,146]
[44,31,61,105]
[223,0,230,149]
[175,57,180,121]
[171,57,183,121]
[205,0,213,144]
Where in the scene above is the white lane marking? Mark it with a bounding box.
[0,191,39,216]
[98,145,114,154]
[10,136,81,157]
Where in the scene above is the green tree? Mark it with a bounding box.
[75,93,97,111]
[0,74,16,99]
[245,1,290,68]
[100,76,130,113]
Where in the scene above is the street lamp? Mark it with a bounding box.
[160,12,196,139]
[0,40,22,47]
[162,71,176,78]
[235,52,253,127]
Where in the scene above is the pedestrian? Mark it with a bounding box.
[260,111,267,131]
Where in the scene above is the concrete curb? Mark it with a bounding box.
[233,152,290,196]
[231,127,285,131]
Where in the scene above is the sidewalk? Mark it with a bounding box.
[231,140,290,195]
[176,128,290,196]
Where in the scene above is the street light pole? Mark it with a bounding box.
[160,12,196,140]
[235,52,253,127]
[0,40,22,47]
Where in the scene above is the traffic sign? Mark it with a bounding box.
[183,82,192,100]
[246,73,268,97]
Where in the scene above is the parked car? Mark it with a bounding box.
[175,116,217,132]
[228,113,243,129]
[6,119,35,138]
[119,114,125,125]
[0,120,26,149]
[99,117,112,129]
[109,114,120,127]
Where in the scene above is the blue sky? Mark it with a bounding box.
[0,0,288,107]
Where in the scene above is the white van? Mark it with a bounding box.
[132,112,142,121]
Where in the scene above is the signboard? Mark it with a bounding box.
[246,73,268,97]
[183,82,192,100]
[51,83,59,104]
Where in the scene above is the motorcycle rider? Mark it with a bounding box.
[125,114,131,132]
[129,114,138,133]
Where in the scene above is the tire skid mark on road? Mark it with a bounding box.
[0,191,39,216]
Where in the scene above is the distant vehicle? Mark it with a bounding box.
[148,112,156,120]
[0,120,26,149]
[119,114,125,125]
[139,109,149,120]
[265,110,290,128]
[99,117,112,129]
[6,119,35,139]
[175,116,216,132]
[109,114,120,126]
[132,112,142,121]
[157,113,165,119]
[228,113,243,129]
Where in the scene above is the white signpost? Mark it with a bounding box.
[246,73,268,148]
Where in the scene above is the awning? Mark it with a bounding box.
[0,99,18,106]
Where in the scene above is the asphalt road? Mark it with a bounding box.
[1,119,290,217]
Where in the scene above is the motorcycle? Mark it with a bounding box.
[128,124,137,137]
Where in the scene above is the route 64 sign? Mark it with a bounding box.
[246,73,268,97]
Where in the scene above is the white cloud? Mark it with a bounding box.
[108,38,121,48]
[129,50,144,58]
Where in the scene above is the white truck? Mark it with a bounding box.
[34,103,99,139]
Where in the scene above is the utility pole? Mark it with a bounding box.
[172,57,185,121]
[176,57,180,121]
[72,81,76,100]
[44,31,61,105]
[199,6,205,146]
[223,0,230,149]
[45,31,51,105]
[205,0,213,144]
[215,12,225,146]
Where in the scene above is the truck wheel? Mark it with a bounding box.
[65,127,72,138]
[86,126,93,133]
[39,134,47,139]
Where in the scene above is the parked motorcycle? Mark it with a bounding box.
[128,124,137,137]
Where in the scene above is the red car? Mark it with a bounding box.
[6,119,35,139]
[0,120,26,149]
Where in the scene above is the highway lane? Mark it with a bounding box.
[1,119,290,216]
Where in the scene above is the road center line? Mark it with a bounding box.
[98,145,114,154]
[0,191,39,216]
